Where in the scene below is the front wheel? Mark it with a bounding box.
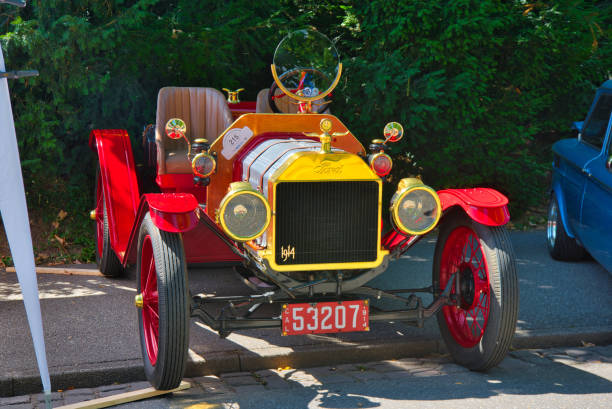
[136,213,189,390]
[433,211,518,371]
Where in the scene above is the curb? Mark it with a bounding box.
[512,326,612,350]
[1,326,611,397]
[1,360,145,398]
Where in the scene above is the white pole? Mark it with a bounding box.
[0,47,52,395]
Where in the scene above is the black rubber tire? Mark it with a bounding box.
[546,193,585,261]
[433,211,519,371]
[136,213,189,390]
[95,170,124,277]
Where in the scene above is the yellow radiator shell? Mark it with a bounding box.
[258,151,389,272]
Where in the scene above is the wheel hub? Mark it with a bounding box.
[458,265,475,310]
[134,293,144,309]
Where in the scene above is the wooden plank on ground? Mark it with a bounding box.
[5,266,102,276]
[54,381,191,409]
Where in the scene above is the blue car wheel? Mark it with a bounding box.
[546,193,585,261]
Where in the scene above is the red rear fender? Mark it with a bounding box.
[438,188,510,226]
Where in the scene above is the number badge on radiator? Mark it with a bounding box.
[281,245,296,262]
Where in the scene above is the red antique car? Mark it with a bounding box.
[89,30,518,390]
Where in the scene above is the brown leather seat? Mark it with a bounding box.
[256,88,331,114]
[156,87,233,174]
[257,88,296,113]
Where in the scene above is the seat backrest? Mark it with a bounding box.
[156,87,233,175]
[256,88,295,113]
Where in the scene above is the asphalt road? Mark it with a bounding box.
[0,230,610,395]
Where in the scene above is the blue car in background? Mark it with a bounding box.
[548,80,612,272]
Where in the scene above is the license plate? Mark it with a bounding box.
[281,300,369,336]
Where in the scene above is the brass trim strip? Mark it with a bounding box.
[257,144,323,191]
[245,139,319,181]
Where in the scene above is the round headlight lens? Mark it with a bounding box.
[391,186,441,235]
[219,189,271,242]
[192,152,216,178]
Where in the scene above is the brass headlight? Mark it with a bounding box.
[218,182,271,242]
[390,178,441,235]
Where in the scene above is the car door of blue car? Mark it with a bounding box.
[581,97,612,271]
[554,139,595,234]
[553,94,612,236]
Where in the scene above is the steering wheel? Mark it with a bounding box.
[268,68,332,114]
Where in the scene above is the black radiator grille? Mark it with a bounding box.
[274,181,379,265]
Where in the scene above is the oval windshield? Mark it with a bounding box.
[273,29,340,101]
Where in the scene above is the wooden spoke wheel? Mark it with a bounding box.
[433,211,519,371]
[136,213,189,390]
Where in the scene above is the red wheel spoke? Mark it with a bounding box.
[469,236,479,260]
[148,322,158,349]
[465,242,473,263]
[146,304,159,320]
[461,241,469,262]
[474,276,488,293]
[150,314,159,333]
[145,258,155,293]
[476,296,486,311]
[440,226,491,348]
[140,235,159,366]
[144,291,158,305]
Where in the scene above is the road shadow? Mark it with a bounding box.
[207,349,612,409]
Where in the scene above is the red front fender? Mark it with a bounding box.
[144,193,200,233]
[123,193,199,265]
[382,188,510,253]
[438,188,510,226]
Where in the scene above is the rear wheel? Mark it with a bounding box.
[433,211,518,371]
[95,170,123,277]
[546,193,585,261]
[136,213,189,390]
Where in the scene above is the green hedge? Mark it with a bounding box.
[1,0,611,223]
